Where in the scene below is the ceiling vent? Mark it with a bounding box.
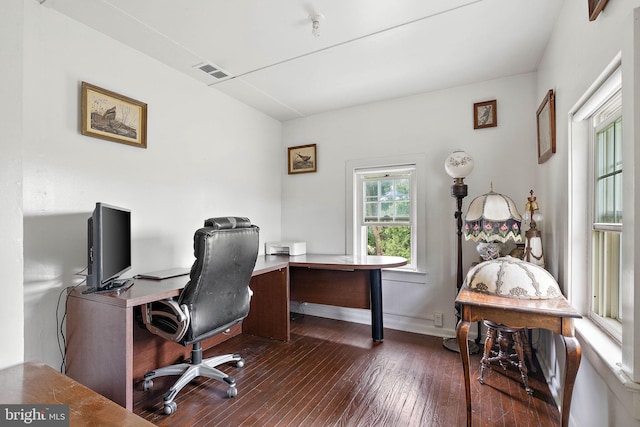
[194,62,232,82]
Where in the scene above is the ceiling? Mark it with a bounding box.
[43,0,564,121]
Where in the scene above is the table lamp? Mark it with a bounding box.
[464,188,523,260]
[443,150,479,354]
[524,190,545,267]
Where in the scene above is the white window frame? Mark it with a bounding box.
[346,154,426,273]
[588,91,622,342]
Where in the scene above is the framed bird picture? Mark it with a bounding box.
[288,144,317,174]
[473,99,497,129]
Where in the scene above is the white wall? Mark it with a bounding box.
[536,1,640,426]
[282,73,539,335]
[18,1,282,370]
[0,0,25,368]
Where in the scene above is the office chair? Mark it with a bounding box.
[142,217,259,415]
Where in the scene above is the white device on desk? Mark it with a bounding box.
[265,241,306,256]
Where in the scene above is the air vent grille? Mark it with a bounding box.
[195,62,232,81]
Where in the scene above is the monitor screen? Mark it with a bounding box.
[86,203,131,292]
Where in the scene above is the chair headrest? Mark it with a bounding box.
[203,216,253,230]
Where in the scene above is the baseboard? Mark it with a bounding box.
[290,302,478,341]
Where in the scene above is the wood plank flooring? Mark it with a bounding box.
[134,315,560,426]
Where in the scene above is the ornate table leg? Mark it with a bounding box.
[456,319,472,427]
[561,336,581,427]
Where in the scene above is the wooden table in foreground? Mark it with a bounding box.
[455,287,582,427]
[0,361,153,426]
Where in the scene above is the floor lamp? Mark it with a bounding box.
[443,150,479,354]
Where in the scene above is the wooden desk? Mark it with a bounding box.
[455,287,582,427]
[66,254,405,410]
[0,361,153,426]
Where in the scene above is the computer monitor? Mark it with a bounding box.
[85,202,132,293]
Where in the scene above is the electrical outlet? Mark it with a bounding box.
[434,312,443,327]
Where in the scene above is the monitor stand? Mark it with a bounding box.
[82,278,134,294]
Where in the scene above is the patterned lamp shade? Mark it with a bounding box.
[464,191,522,243]
[463,256,561,299]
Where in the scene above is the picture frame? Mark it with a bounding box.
[536,89,556,164]
[588,0,609,21]
[81,82,147,148]
[288,144,317,174]
[473,100,497,129]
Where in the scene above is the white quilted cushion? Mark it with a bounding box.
[463,256,561,299]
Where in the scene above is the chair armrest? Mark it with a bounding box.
[142,299,190,343]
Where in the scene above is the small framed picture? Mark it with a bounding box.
[288,144,317,174]
[536,90,556,164]
[473,100,497,129]
[81,82,147,148]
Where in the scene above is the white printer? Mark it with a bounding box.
[265,241,307,256]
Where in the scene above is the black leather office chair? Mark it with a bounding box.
[142,217,259,415]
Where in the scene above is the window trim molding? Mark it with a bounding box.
[345,153,426,273]
[568,52,640,408]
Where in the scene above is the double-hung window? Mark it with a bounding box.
[590,90,622,340]
[353,165,417,271]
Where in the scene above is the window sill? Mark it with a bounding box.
[575,318,640,420]
[382,268,427,285]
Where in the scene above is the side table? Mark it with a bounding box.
[455,287,582,427]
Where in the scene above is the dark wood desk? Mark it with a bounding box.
[66,254,406,410]
[455,287,582,427]
[0,361,153,426]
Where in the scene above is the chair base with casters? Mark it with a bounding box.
[142,341,245,415]
[478,320,535,396]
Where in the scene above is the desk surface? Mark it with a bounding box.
[0,361,153,426]
[71,254,407,308]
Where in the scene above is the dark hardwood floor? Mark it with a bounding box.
[134,315,560,426]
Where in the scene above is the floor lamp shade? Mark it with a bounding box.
[445,150,474,180]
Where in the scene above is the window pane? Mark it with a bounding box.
[592,230,621,320]
[367,225,411,263]
[595,118,622,223]
[362,176,411,223]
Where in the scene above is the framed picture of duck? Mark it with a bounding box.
[81,81,147,148]
[288,144,317,174]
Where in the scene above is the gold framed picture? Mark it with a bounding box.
[81,82,147,148]
[288,144,317,174]
[536,90,556,164]
[473,100,497,129]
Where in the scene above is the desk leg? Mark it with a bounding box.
[456,319,472,427]
[370,269,383,342]
[561,336,581,427]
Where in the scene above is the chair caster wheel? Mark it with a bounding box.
[227,386,238,398]
[143,379,153,391]
[236,358,245,368]
[164,401,177,415]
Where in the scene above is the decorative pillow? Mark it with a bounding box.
[463,256,561,299]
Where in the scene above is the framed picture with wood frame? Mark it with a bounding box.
[288,144,317,174]
[473,100,497,129]
[536,89,556,164]
[81,82,147,148]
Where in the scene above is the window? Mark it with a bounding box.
[590,92,622,340]
[354,164,417,271]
